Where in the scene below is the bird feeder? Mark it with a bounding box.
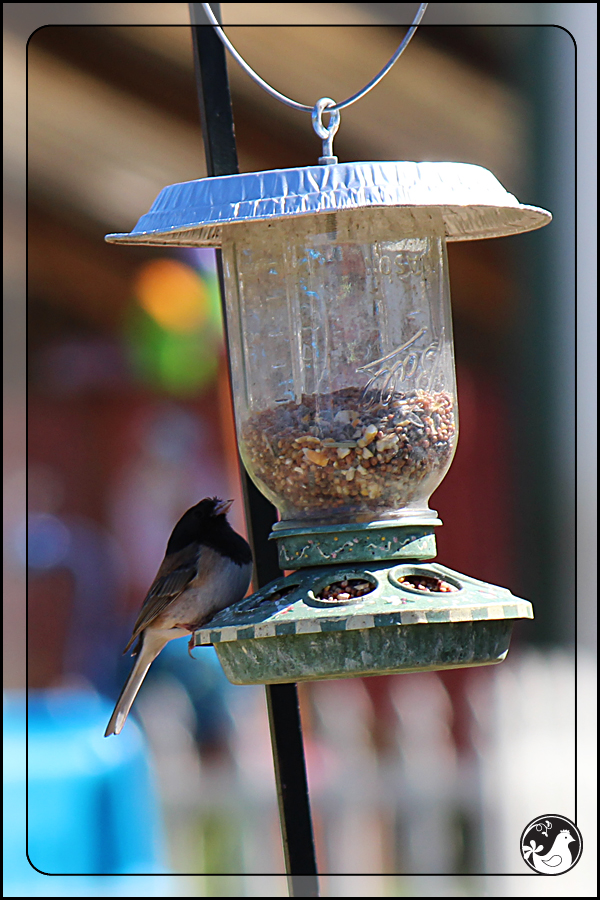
[106,160,551,684]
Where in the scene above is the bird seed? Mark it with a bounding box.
[242,387,456,520]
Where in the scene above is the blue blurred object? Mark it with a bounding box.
[4,690,173,895]
[145,639,235,750]
[27,514,126,697]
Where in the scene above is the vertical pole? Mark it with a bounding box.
[188,6,319,896]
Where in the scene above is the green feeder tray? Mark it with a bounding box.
[195,520,533,685]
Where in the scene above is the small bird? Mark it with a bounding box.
[105,498,252,737]
[524,829,575,875]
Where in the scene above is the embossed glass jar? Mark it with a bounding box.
[222,211,457,526]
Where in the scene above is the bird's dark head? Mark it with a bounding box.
[166,497,235,555]
[191,497,234,521]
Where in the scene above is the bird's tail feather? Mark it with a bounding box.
[104,631,170,737]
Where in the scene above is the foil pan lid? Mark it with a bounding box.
[105,161,551,247]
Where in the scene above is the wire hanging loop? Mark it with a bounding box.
[312,98,341,165]
[197,2,428,164]
[199,3,428,114]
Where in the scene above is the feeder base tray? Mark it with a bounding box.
[212,619,513,684]
[194,559,532,685]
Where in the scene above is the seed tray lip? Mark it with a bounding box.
[197,601,534,644]
[388,565,463,595]
[306,572,379,608]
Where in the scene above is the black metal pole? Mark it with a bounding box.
[189,6,319,896]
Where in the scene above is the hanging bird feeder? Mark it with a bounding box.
[106,5,551,685]
[107,159,550,683]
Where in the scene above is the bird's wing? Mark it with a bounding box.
[123,545,201,654]
[540,854,563,868]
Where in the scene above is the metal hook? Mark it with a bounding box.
[312,98,341,165]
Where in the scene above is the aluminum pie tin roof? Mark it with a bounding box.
[105,161,551,247]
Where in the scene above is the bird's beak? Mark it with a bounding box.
[215,499,234,516]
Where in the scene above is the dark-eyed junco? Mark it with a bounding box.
[105,497,252,737]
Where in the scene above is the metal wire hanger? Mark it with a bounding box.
[199,2,428,163]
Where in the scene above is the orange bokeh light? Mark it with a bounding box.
[135,259,209,333]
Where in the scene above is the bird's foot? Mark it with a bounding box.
[187,634,197,658]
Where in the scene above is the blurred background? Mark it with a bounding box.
[4,2,596,897]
